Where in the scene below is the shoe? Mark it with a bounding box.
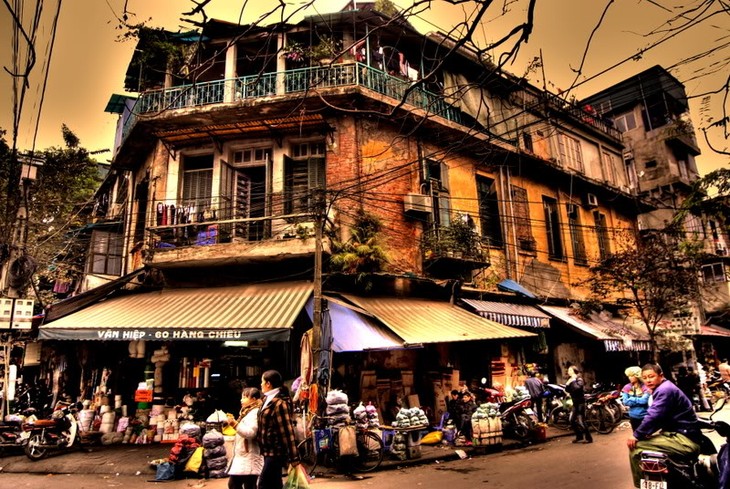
[572,439,583,443]
[465,441,473,446]
[585,439,593,444]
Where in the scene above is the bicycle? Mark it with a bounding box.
[297,412,384,476]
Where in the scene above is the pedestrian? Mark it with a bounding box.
[524,370,547,423]
[257,370,300,489]
[226,387,263,489]
[455,391,477,445]
[621,366,650,431]
[565,365,592,444]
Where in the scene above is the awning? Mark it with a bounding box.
[306,297,406,352]
[461,299,550,328]
[689,324,730,338]
[497,279,537,298]
[539,305,651,352]
[39,281,312,341]
[338,295,535,346]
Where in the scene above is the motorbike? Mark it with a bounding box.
[499,397,538,442]
[0,410,34,456]
[22,401,83,460]
[545,383,572,430]
[638,399,729,489]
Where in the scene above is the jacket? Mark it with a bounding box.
[621,382,650,420]
[257,390,300,463]
[525,376,546,399]
[227,407,263,476]
[565,376,586,406]
[634,379,699,441]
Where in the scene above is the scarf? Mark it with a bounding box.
[239,398,263,422]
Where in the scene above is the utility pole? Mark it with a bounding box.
[312,188,324,361]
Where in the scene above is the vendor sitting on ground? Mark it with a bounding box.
[455,391,477,445]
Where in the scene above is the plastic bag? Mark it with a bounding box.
[421,430,443,445]
[183,446,204,474]
[155,461,176,481]
[207,410,228,423]
[284,464,311,489]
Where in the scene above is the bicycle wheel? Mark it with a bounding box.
[587,405,614,434]
[548,407,571,430]
[297,437,318,476]
[353,431,383,473]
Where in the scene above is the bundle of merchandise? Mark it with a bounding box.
[390,407,428,429]
[470,404,502,446]
[352,402,381,429]
[202,429,228,478]
[324,389,351,426]
[503,385,530,403]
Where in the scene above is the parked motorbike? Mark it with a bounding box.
[0,410,34,456]
[499,397,538,442]
[545,383,571,431]
[638,399,729,489]
[22,401,83,460]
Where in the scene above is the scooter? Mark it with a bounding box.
[22,401,83,460]
[499,397,538,442]
[638,399,729,488]
[545,383,571,430]
[0,413,31,456]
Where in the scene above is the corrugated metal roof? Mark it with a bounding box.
[40,281,312,341]
[461,299,550,328]
[539,305,651,352]
[340,295,535,345]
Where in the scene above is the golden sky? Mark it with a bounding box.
[1,0,727,173]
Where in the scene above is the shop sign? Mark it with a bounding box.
[134,389,153,402]
[95,328,251,340]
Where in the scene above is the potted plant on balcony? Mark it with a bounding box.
[282,40,307,64]
[308,34,342,65]
[422,217,484,261]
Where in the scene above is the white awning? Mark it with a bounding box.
[461,299,550,328]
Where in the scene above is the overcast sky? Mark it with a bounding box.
[1,0,727,173]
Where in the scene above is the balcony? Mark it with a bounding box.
[146,196,320,268]
[122,63,482,145]
[421,224,490,279]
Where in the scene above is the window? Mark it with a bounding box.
[601,151,619,184]
[567,204,587,265]
[543,197,564,260]
[522,133,534,152]
[426,159,451,228]
[613,112,637,133]
[593,211,611,261]
[510,186,534,251]
[284,142,325,215]
[182,154,213,208]
[702,263,727,283]
[625,157,638,189]
[645,160,657,169]
[233,147,272,166]
[476,176,502,247]
[558,133,583,172]
[87,230,123,275]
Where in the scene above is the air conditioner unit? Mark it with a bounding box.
[404,193,433,217]
[584,193,599,208]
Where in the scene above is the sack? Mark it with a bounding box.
[183,446,204,474]
[284,464,311,489]
[338,426,358,456]
[420,430,443,445]
[155,461,176,481]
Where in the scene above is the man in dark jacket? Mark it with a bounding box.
[257,370,300,489]
[626,363,700,488]
[524,371,546,423]
[565,365,592,444]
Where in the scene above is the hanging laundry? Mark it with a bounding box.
[156,202,164,226]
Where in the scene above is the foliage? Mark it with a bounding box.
[0,126,103,305]
[282,34,342,64]
[581,228,704,360]
[329,211,388,284]
[677,167,730,225]
[422,216,483,260]
[374,0,400,18]
[118,25,193,89]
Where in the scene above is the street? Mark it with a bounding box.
[0,424,638,489]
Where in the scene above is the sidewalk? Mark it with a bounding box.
[0,426,575,477]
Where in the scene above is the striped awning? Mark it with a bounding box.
[539,305,651,352]
[461,299,550,328]
[338,295,535,346]
[39,281,312,341]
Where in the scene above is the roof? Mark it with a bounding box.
[539,305,651,352]
[461,299,550,328]
[40,281,312,341]
[337,294,535,345]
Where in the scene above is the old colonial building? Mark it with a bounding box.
[40,4,654,416]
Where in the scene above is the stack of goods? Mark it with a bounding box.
[390,407,428,429]
[324,389,351,426]
[390,432,407,460]
[202,429,228,478]
[504,386,530,403]
[471,403,502,446]
[352,402,381,430]
[168,423,201,473]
